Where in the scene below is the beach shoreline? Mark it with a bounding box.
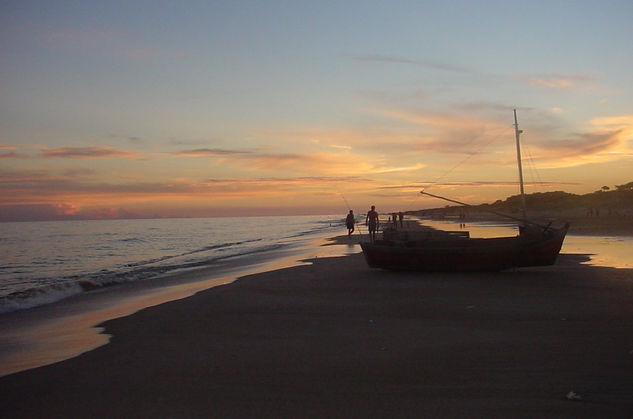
[0,232,357,378]
[2,227,633,417]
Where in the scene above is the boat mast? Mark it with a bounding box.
[514,109,527,219]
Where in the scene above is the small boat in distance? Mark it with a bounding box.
[360,110,570,272]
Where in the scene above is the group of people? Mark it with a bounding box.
[346,206,401,243]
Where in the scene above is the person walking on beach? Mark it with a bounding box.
[399,211,404,228]
[345,210,355,237]
[366,205,379,243]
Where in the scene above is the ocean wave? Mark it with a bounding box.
[0,215,342,314]
[186,238,264,255]
[119,237,146,243]
[0,281,84,314]
[0,241,288,314]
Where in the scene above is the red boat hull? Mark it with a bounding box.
[360,223,569,272]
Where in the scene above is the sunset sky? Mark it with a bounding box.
[2,1,632,221]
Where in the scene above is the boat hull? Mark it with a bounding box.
[360,223,569,272]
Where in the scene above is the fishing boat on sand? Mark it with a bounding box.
[360,110,570,272]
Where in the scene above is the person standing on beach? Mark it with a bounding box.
[366,205,379,243]
[398,211,404,228]
[345,210,355,237]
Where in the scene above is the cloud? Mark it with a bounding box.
[524,74,594,89]
[365,107,633,170]
[0,204,81,222]
[61,168,97,177]
[348,54,471,73]
[368,108,509,155]
[168,143,379,176]
[170,148,252,157]
[0,144,28,158]
[0,171,374,204]
[0,172,380,220]
[377,181,578,193]
[542,131,622,156]
[529,114,633,166]
[0,152,25,159]
[236,151,426,177]
[420,180,577,189]
[372,164,426,174]
[42,146,138,159]
[590,114,633,137]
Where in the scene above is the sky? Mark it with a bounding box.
[1,0,632,221]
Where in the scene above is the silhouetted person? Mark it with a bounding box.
[366,205,379,243]
[345,210,355,237]
[398,211,404,228]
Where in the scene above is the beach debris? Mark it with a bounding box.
[566,391,583,401]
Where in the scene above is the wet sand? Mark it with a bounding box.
[1,243,632,418]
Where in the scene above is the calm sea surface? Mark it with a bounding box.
[0,215,342,314]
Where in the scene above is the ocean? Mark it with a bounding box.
[0,215,345,314]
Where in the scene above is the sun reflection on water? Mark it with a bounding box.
[563,236,633,269]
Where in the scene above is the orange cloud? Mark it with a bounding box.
[590,114,633,139]
[528,114,633,168]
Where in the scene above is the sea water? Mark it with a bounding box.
[0,215,343,314]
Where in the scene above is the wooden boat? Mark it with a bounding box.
[360,110,570,272]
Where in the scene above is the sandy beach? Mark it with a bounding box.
[1,230,632,418]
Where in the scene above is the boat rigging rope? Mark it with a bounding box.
[336,188,363,236]
[521,137,544,190]
[420,126,504,194]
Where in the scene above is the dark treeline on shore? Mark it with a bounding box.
[410,181,633,219]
